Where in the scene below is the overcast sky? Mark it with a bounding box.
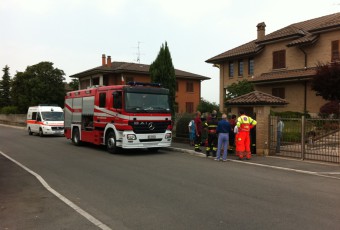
[1,0,339,103]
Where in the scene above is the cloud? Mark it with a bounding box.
[0,0,126,15]
[144,0,232,26]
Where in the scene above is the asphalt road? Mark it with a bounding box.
[1,125,340,230]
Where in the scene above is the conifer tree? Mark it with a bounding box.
[150,42,176,117]
[0,65,11,107]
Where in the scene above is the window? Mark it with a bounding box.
[185,102,194,113]
[92,77,99,85]
[229,62,234,78]
[32,112,37,120]
[176,81,179,92]
[272,88,285,99]
[248,58,254,75]
[99,93,106,108]
[273,50,286,69]
[238,60,243,77]
[113,91,122,109]
[331,40,339,62]
[126,76,134,83]
[186,81,194,92]
[103,76,109,86]
[37,112,42,121]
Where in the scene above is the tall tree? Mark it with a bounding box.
[149,42,176,117]
[197,98,219,114]
[0,65,11,107]
[69,78,79,91]
[11,62,65,113]
[311,62,340,101]
[225,79,254,100]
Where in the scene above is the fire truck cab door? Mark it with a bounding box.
[112,91,123,112]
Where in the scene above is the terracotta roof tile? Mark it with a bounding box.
[207,13,340,63]
[249,67,317,83]
[70,61,210,81]
[226,91,288,105]
[206,40,261,63]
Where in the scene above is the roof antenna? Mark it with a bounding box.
[134,41,144,63]
[137,41,141,63]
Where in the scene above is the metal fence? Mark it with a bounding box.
[269,116,340,164]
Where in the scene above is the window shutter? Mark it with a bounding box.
[332,40,339,61]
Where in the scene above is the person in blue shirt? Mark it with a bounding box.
[216,113,231,162]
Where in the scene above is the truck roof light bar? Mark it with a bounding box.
[127,82,162,87]
[38,104,58,106]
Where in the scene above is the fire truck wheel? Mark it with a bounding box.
[106,131,117,154]
[28,127,33,135]
[39,128,44,137]
[72,127,82,146]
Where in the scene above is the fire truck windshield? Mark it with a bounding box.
[125,92,170,113]
[41,112,64,121]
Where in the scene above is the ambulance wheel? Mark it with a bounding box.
[106,131,118,154]
[28,127,32,135]
[39,128,44,137]
[72,127,82,146]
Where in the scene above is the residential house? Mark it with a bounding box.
[206,13,340,116]
[69,55,210,114]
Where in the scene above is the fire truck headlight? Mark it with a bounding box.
[127,134,137,140]
[165,133,172,139]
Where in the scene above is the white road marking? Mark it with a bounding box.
[317,172,340,175]
[168,147,340,180]
[229,159,340,180]
[0,150,112,230]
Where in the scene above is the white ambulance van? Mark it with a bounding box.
[26,105,64,136]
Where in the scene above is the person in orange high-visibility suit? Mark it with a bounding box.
[236,111,257,160]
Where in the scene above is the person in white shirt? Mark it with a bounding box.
[276,117,284,153]
[188,116,196,146]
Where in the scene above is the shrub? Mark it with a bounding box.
[319,101,340,118]
[0,106,19,114]
[175,114,193,138]
[271,111,311,118]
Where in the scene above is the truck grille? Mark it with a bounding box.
[51,127,64,131]
[128,121,170,134]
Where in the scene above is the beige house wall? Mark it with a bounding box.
[253,40,305,75]
[306,30,340,65]
[255,82,327,115]
[218,30,339,115]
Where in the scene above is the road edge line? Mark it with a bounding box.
[166,147,340,180]
[0,150,112,230]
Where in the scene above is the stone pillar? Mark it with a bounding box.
[253,106,271,156]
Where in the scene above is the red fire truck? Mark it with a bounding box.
[64,82,172,153]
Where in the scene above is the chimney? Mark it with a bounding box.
[107,55,112,67]
[257,22,266,40]
[102,54,106,66]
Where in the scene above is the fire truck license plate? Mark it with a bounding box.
[148,135,156,139]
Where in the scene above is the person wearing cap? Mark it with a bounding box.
[236,110,257,160]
